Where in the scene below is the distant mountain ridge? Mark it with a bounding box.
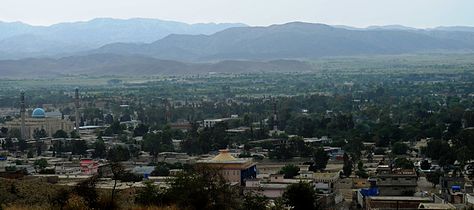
[0,54,314,78]
[94,22,474,61]
[0,18,246,59]
[2,20,474,78]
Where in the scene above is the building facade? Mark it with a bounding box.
[3,108,74,139]
[376,165,418,196]
[197,149,257,185]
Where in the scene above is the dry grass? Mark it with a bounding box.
[0,178,183,210]
[129,206,180,210]
[2,205,51,210]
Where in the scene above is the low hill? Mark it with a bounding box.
[0,54,314,78]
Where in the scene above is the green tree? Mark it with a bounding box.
[71,140,88,155]
[135,181,168,206]
[34,158,48,170]
[393,158,414,169]
[106,120,125,135]
[342,153,353,177]
[424,139,449,160]
[152,163,170,176]
[426,171,442,188]
[269,144,294,160]
[311,147,329,171]
[391,142,409,155]
[166,166,240,210]
[420,160,431,170]
[143,132,173,159]
[283,182,319,210]
[33,128,47,139]
[70,130,80,139]
[52,129,69,138]
[18,139,28,151]
[242,191,269,210]
[8,128,21,139]
[355,161,369,178]
[133,124,149,137]
[279,164,300,179]
[107,145,130,162]
[92,137,106,158]
[74,175,99,209]
[456,146,471,166]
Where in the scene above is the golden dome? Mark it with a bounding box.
[211,149,237,162]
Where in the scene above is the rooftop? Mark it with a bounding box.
[368,196,432,201]
[418,203,456,209]
[198,149,251,164]
[313,172,340,181]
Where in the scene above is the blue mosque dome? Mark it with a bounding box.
[31,108,46,118]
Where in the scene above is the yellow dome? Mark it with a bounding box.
[211,149,237,162]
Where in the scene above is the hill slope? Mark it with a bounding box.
[95,22,474,61]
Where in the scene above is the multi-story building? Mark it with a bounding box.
[313,172,340,194]
[376,165,418,196]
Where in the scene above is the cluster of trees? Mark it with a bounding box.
[180,122,229,155]
[150,162,192,176]
[422,128,474,168]
[134,165,321,210]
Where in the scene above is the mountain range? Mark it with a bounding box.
[93,22,474,61]
[0,18,246,59]
[1,19,474,78]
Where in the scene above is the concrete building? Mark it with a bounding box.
[313,172,340,194]
[376,165,418,196]
[0,156,6,172]
[202,118,230,128]
[366,196,432,210]
[197,149,256,185]
[80,159,99,175]
[417,203,456,210]
[245,179,288,198]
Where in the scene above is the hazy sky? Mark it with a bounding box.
[1,0,474,27]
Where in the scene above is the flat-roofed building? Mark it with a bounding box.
[418,203,456,210]
[313,172,340,194]
[366,196,431,210]
[376,165,418,196]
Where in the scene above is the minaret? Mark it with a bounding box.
[20,91,26,139]
[74,88,80,130]
[273,100,278,131]
[164,98,171,123]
